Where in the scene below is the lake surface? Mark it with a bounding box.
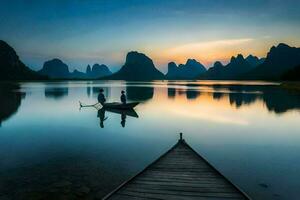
[0,80,300,200]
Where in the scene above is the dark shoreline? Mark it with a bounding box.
[280,81,300,91]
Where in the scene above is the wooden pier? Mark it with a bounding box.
[103,133,250,200]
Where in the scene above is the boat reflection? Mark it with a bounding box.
[96,107,139,128]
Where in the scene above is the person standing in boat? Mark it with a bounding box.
[120,90,127,104]
[98,88,106,105]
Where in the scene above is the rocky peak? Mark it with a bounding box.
[186,59,198,66]
[125,51,153,67]
[168,62,177,71]
[185,59,206,71]
[86,65,91,74]
[39,58,69,78]
[229,54,247,65]
[267,43,297,60]
[277,43,291,49]
[107,51,164,80]
[236,54,244,60]
[0,40,45,80]
[213,61,224,68]
[0,40,23,71]
[246,55,264,67]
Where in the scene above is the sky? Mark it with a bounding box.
[1,0,300,73]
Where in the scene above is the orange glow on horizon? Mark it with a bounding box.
[142,86,268,126]
[148,38,288,68]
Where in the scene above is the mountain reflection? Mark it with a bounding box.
[126,84,154,102]
[186,90,201,99]
[212,92,224,100]
[172,85,300,114]
[168,87,176,98]
[262,88,300,113]
[220,85,300,113]
[228,92,258,108]
[92,87,110,98]
[45,86,68,99]
[168,89,201,100]
[0,83,25,126]
[87,85,91,97]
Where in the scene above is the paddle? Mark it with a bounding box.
[79,101,102,110]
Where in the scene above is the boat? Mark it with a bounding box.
[103,133,251,200]
[79,101,139,110]
[79,101,139,118]
[102,102,139,110]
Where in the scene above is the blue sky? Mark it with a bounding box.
[1,0,300,72]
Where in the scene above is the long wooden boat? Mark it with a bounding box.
[103,133,251,200]
[103,102,139,110]
[79,101,139,110]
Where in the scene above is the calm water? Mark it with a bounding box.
[1,81,300,200]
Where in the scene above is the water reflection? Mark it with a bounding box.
[167,87,176,99]
[209,85,300,113]
[0,83,25,126]
[1,81,300,200]
[262,88,300,113]
[168,87,201,100]
[44,86,68,99]
[92,87,110,98]
[186,89,201,99]
[121,113,126,127]
[2,82,300,127]
[87,85,91,97]
[212,92,224,100]
[126,84,154,102]
[228,92,258,108]
[95,107,138,128]
[97,108,107,128]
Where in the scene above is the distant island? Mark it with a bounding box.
[166,59,207,79]
[38,59,112,79]
[1,39,300,81]
[198,54,264,80]
[102,51,164,81]
[243,43,300,80]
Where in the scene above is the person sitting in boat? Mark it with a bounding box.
[120,90,127,104]
[98,88,106,105]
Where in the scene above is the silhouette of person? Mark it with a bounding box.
[121,112,126,127]
[97,108,107,128]
[120,90,126,104]
[98,88,106,105]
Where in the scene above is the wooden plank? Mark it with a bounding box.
[103,136,251,200]
[107,194,156,200]
[116,191,245,199]
[109,193,240,200]
[133,180,230,187]
[131,180,232,188]
[121,183,239,193]
[118,189,244,198]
